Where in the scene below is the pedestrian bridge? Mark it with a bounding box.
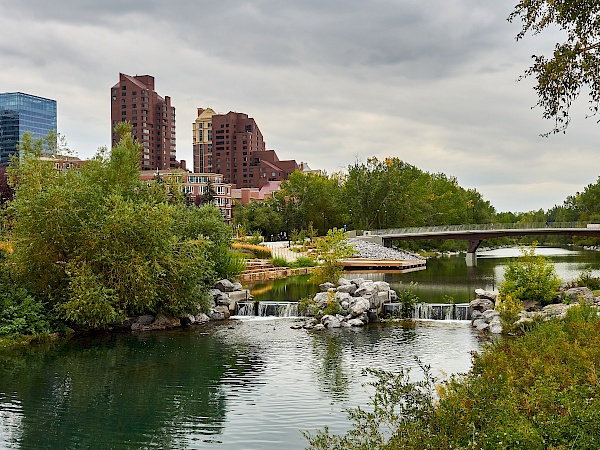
[369,222,600,265]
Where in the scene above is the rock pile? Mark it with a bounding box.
[293,277,397,330]
[469,290,502,334]
[115,279,252,331]
[206,279,253,320]
[469,286,600,334]
[349,239,424,261]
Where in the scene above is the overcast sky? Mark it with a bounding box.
[1,0,597,212]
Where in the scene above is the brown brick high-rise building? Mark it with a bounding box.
[111,73,177,170]
[193,109,298,188]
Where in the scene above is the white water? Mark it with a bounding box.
[234,301,299,317]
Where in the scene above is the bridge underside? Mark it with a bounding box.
[380,228,600,266]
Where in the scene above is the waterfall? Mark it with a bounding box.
[382,303,471,320]
[235,302,257,316]
[257,302,299,317]
[234,301,299,317]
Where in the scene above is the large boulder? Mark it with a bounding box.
[319,282,336,292]
[350,278,365,287]
[350,298,371,317]
[336,284,357,295]
[214,279,235,292]
[355,283,377,298]
[521,299,542,311]
[347,318,365,327]
[313,292,330,309]
[540,303,573,320]
[338,278,352,286]
[563,287,595,304]
[475,289,499,301]
[334,291,352,304]
[321,315,341,328]
[134,314,181,331]
[373,281,391,293]
[195,313,210,323]
[215,292,235,311]
[209,305,230,320]
[489,317,503,334]
[470,298,495,312]
[180,314,196,326]
[482,309,500,321]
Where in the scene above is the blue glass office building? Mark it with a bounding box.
[0,92,57,165]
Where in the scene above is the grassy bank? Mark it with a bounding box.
[306,303,600,449]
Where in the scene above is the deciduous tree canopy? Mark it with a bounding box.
[509,0,600,135]
[3,124,238,329]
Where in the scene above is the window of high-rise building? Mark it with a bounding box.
[0,92,57,165]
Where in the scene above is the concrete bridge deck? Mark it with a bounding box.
[367,222,600,265]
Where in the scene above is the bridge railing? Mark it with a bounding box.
[372,222,590,235]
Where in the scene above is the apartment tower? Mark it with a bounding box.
[193,109,299,189]
[111,73,177,170]
[192,107,216,173]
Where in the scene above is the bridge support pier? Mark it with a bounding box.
[465,239,482,267]
[465,252,477,267]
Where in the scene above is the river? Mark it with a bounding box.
[0,246,598,449]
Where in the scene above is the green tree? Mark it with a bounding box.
[311,228,355,283]
[498,244,561,306]
[5,125,237,329]
[233,199,283,238]
[280,171,345,235]
[509,1,600,135]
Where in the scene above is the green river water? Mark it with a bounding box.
[0,246,598,449]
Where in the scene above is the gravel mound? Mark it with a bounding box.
[349,239,425,261]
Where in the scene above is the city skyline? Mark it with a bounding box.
[1,1,598,212]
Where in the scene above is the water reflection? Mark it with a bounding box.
[248,246,600,305]
[311,332,350,400]
[0,327,266,449]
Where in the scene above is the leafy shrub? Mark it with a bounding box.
[495,291,524,333]
[290,256,316,268]
[217,251,247,280]
[322,290,344,316]
[270,256,289,267]
[306,304,600,449]
[574,266,600,290]
[298,295,318,316]
[0,287,52,336]
[247,231,263,245]
[499,244,561,306]
[396,282,419,318]
[5,128,235,329]
[311,229,355,284]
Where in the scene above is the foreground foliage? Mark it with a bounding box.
[3,125,238,329]
[305,304,600,449]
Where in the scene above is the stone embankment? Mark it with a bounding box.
[291,277,397,330]
[115,279,252,331]
[239,259,314,282]
[469,286,600,334]
[349,239,425,260]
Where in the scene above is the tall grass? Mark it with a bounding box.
[231,243,272,259]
